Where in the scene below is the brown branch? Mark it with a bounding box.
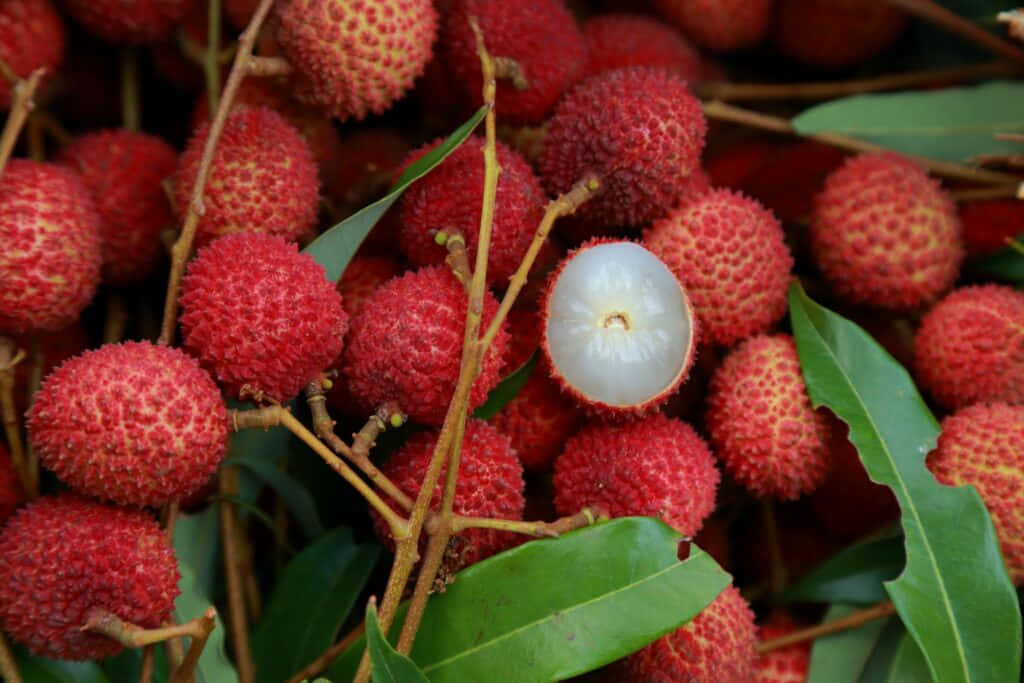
[0,67,45,176]
[887,0,1024,63]
[951,185,1021,201]
[439,231,472,292]
[493,56,529,91]
[247,56,293,77]
[139,645,155,683]
[170,608,217,683]
[285,621,366,683]
[219,468,254,683]
[81,609,219,648]
[0,631,21,683]
[0,338,32,498]
[448,508,600,537]
[757,601,897,653]
[121,47,140,132]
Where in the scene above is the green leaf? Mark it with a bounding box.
[15,651,111,683]
[330,517,731,682]
[885,631,933,683]
[224,452,325,539]
[969,237,1024,284]
[472,352,537,419]
[782,534,904,605]
[366,602,429,683]
[102,647,169,683]
[251,527,380,683]
[807,604,892,683]
[788,282,1021,683]
[173,507,221,598]
[791,81,1024,164]
[304,107,486,283]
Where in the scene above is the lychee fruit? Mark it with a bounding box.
[644,188,793,347]
[653,0,773,52]
[27,341,228,507]
[810,152,963,311]
[62,0,194,44]
[225,0,258,30]
[774,0,908,69]
[0,443,23,525]
[0,0,65,109]
[542,241,698,418]
[490,369,581,472]
[581,13,702,84]
[756,613,812,683]
[539,67,707,233]
[927,402,1024,583]
[397,136,545,285]
[913,285,1024,410]
[341,265,508,426]
[0,159,101,335]
[443,0,586,124]
[180,231,349,402]
[958,198,1024,257]
[371,419,524,571]
[275,0,437,121]
[336,254,404,319]
[12,322,90,416]
[553,413,719,537]
[327,128,410,210]
[706,334,831,500]
[505,306,542,371]
[173,105,319,246]
[57,129,178,284]
[0,494,180,660]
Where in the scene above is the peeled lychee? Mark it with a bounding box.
[276,0,437,121]
[173,105,319,246]
[644,189,793,347]
[653,0,773,52]
[0,443,23,524]
[0,0,65,109]
[706,334,831,500]
[539,67,707,232]
[57,129,177,284]
[756,613,812,683]
[0,494,180,660]
[28,341,228,507]
[341,265,508,426]
[180,232,349,402]
[810,152,963,310]
[0,159,101,335]
[774,0,908,69]
[581,13,701,84]
[927,403,1024,583]
[959,199,1024,257]
[553,413,719,537]
[490,369,581,472]
[62,0,194,44]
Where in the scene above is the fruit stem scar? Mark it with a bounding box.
[602,311,631,330]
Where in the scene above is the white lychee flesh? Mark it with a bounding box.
[544,241,695,408]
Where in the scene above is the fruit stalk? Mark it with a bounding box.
[886,0,1024,63]
[757,601,896,653]
[170,608,217,683]
[120,47,140,131]
[0,67,45,175]
[81,608,219,648]
[203,0,222,113]
[218,468,254,683]
[0,340,32,497]
[0,631,21,683]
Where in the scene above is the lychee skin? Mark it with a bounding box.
[756,613,812,683]
[180,232,349,403]
[276,0,437,122]
[959,199,1024,257]
[913,285,1024,410]
[0,0,65,109]
[810,152,963,310]
[0,494,180,660]
[371,419,525,571]
[581,13,701,84]
[621,584,757,682]
[644,189,793,347]
[0,160,101,335]
[653,0,772,52]
[553,413,719,538]
[0,443,23,524]
[62,0,194,44]
[444,0,586,124]
[490,368,581,472]
[927,403,1024,584]
[398,136,545,285]
[28,341,228,507]
[57,130,177,284]
[706,334,831,500]
[173,106,319,246]
[774,0,908,69]
[337,254,403,319]
[539,67,707,232]
[341,265,509,426]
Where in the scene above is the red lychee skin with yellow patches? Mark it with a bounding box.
[706,334,831,500]
[581,13,701,84]
[913,285,1024,410]
[180,232,349,402]
[0,0,65,109]
[0,494,179,660]
[57,130,177,284]
[27,341,228,507]
[553,413,719,537]
[491,368,582,472]
[927,403,1024,584]
[774,0,907,69]
[643,189,792,347]
[0,160,101,335]
[62,0,194,44]
[653,0,772,52]
[959,199,1024,258]
[0,443,23,524]
[811,152,963,311]
[620,584,757,682]
[173,106,319,246]
[370,419,525,570]
[342,265,509,426]
[275,0,437,121]
[398,136,545,285]
[539,67,707,232]
[336,254,403,319]
[757,613,811,683]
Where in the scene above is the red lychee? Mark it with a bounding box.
[810,152,963,311]
[581,13,701,84]
[553,413,719,537]
[341,265,508,426]
[28,341,228,507]
[225,0,258,30]
[0,443,23,524]
[927,403,1024,583]
[336,254,403,319]
[173,105,319,246]
[490,368,581,472]
[275,0,437,121]
[370,419,524,571]
[180,232,349,402]
[0,159,101,335]
[653,0,773,52]
[757,613,811,683]
[62,0,194,44]
[0,0,65,109]
[644,188,793,347]
[504,306,542,371]
[774,0,908,69]
[959,199,1024,257]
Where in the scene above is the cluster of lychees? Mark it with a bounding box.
[0,0,1021,680]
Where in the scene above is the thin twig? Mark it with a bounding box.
[951,185,1021,201]
[104,291,128,344]
[205,0,222,114]
[0,339,32,497]
[447,508,599,537]
[247,56,293,77]
[0,631,22,683]
[887,0,1024,63]
[139,645,155,683]
[81,609,219,647]
[757,601,897,653]
[121,47,140,132]
[440,231,472,292]
[285,621,366,683]
[170,608,217,683]
[0,68,45,176]
[219,468,254,683]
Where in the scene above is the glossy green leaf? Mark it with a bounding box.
[304,107,486,283]
[173,507,220,598]
[472,351,537,419]
[885,631,933,683]
[807,604,892,683]
[366,602,429,683]
[102,647,169,683]
[789,282,1021,683]
[331,517,730,682]
[782,534,904,605]
[224,452,324,539]
[251,527,380,683]
[15,651,111,683]
[792,81,1024,163]
[969,237,1024,284]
